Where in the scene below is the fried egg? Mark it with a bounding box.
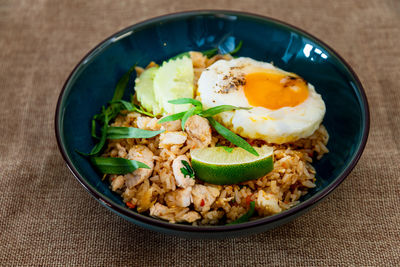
[197,57,326,144]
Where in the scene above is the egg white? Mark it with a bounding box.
[197,57,326,144]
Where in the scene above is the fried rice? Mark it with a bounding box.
[102,52,329,225]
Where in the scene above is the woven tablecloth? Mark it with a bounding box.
[1,0,399,265]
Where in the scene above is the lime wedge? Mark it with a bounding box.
[191,146,274,185]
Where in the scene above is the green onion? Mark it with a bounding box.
[91,119,98,139]
[157,111,187,124]
[106,127,164,139]
[77,112,110,156]
[229,40,243,55]
[168,98,203,107]
[110,99,133,110]
[90,157,150,174]
[227,201,255,225]
[132,104,155,117]
[202,48,218,58]
[180,160,195,179]
[199,105,250,117]
[111,65,136,102]
[163,99,257,156]
[181,106,202,131]
[207,117,259,156]
[110,100,155,117]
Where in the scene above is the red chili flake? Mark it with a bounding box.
[126,202,136,209]
[200,199,205,207]
[245,195,253,206]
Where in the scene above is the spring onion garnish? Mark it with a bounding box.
[111,65,136,102]
[199,105,250,117]
[110,99,155,117]
[180,160,195,179]
[229,40,243,55]
[157,111,187,124]
[77,64,162,168]
[207,118,258,156]
[227,201,255,225]
[168,98,203,107]
[90,157,150,175]
[161,98,258,156]
[106,127,164,139]
[77,111,110,156]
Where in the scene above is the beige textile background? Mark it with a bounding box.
[1,0,399,266]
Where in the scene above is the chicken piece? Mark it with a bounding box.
[124,145,154,188]
[115,143,127,158]
[136,117,160,130]
[172,155,195,188]
[189,51,207,68]
[191,184,220,212]
[136,187,155,213]
[159,131,187,148]
[149,203,176,222]
[159,119,181,131]
[149,203,200,223]
[165,187,192,208]
[111,175,125,191]
[255,190,282,216]
[178,211,201,223]
[184,115,212,148]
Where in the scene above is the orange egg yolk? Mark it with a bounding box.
[244,72,309,110]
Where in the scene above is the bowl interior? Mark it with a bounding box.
[57,11,368,229]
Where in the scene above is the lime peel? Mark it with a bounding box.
[191,146,274,185]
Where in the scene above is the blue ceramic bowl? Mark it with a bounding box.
[55,10,369,238]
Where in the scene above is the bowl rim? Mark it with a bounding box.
[55,10,370,233]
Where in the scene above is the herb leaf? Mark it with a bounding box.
[91,157,150,174]
[132,104,155,117]
[77,112,110,157]
[106,127,164,139]
[227,201,255,225]
[180,160,195,179]
[109,100,155,117]
[181,106,203,131]
[112,65,136,102]
[157,111,187,124]
[91,119,99,139]
[88,119,108,155]
[229,40,243,55]
[199,105,250,117]
[168,98,203,107]
[110,99,133,110]
[202,48,218,58]
[207,117,259,156]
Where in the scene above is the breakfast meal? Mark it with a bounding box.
[79,44,329,225]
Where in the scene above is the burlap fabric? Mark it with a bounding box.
[1,0,399,265]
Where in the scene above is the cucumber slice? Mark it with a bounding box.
[153,56,194,115]
[134,67,160,115]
